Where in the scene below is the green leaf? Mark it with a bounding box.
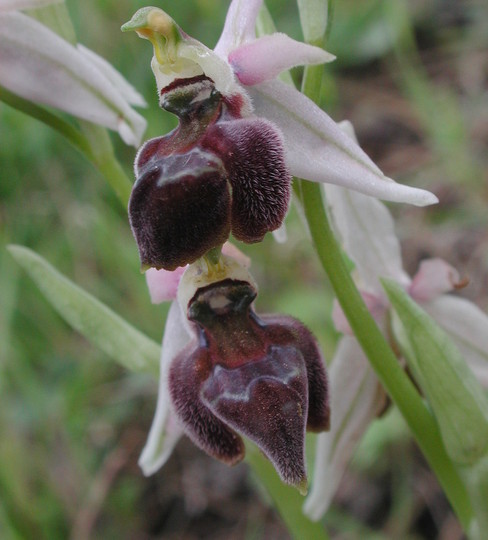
[8,245,160,377]
[383,279,488,466]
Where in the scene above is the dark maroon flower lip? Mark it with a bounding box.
[168,278,330,490]
[129,74,291,271]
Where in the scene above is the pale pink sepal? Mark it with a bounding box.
[304,337,384,520]
[145,242,251,304]
[249,79,438,206]
[0,0,60,11]
[325,121,409,294]
[138,301,191,475]
[423,295,488,386]
[332,293,388,335]
[214,0,263,56]
[409,258,462,303]
[222,241,251,267]
[145,267,185,304]
[0,12,146,146]
[229,33,334,85]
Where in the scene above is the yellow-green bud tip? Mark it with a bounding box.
[296,478,308,496]
[140,262,152,274]
[121,6,175,37]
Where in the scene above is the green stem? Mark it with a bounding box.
[1,87,133,208]
[0,86,94,159]
[300,64,473,529]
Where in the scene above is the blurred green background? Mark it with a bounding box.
[1,0,487,538]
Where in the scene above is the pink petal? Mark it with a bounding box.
[145,267,185,304]
[332,292,387,334]
[145,242,251,304]
[409,258,465,303]
[214,0,263,57]
[229,33,334,85]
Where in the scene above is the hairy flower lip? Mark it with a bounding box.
[168,276,329,489]
[160,74,214,96]
[139,253,330,488]
[129,74,291,271]
[129,148,232,271]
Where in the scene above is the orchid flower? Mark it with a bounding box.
[0,0,146,146]
[304,122,488,520]
[121,0,437,206]
[139,246,329,492]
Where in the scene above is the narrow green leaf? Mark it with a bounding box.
[383,279,488,466]
[8,245,160,377]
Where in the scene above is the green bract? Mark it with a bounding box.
[384,279,488,467]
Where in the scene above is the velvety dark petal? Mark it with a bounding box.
[134,134,170,172]
[169,343,245,465]
[175,280,329,487]
[129,148,231,271]
[261,314,330,432]
[201,348,309,487]
[202,118,291,243]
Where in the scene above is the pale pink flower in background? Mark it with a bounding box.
[304,123,488,520]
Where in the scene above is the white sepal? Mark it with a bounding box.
[249,79,438,206]
[424,295,488,386]
[138,301,191,475]
[304,337,384,520]
[0,12,146,146]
